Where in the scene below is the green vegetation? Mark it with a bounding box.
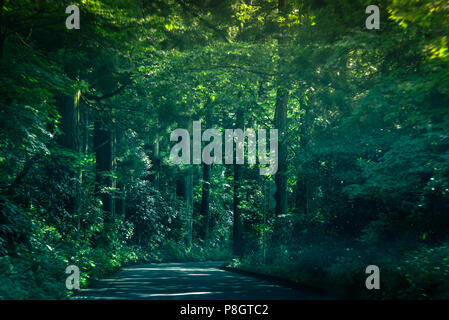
[1,0,448,299]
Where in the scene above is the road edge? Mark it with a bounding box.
[220,265,350,299]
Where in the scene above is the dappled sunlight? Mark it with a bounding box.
[73,262,319,300]
[142,291,216,297]
[3,0,447,301]
[123,267,225,272]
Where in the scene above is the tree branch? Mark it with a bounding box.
[184,64,275,77]
[84,80,132,101]
[176,0,231,44]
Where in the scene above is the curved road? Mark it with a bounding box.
[72,261,331,300]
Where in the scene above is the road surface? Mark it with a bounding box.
[72,261,330,300]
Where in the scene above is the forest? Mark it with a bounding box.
[0,0,448,299]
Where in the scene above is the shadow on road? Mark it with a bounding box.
[72,261,332,300]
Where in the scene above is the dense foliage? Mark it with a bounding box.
[1,0,448,299]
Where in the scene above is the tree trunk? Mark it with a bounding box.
[93,119,113,221]
[56,91,81,219]
[274,88,289,216]
[200,163,211,246]
[233,108,244,256]
[82,103,89,154]
[184,122,193,248]
[153,136,160,188]
[274,0,289,216]
[295,169,307,214]
[148,133,160,188]
[56,91,80,151]
[295,98,311,215]
[185,166,194,249]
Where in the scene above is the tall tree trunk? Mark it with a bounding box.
[56,91,80,151]
[185,166,193,248]
[200,100,213,247]
[295,98,311,215]
[115,129,126,217]
[82,103,89,154]
[183,122,194,249]
[153,135,160,188]
[274,0,289,216]
[200,163,211,247]
[93,119,113,222]
[274,89,289,216]
[233,108,244,256]
[295,169,307,214]
[148,133,160,188]
[56,90,81,220]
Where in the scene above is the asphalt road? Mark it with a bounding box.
[72,261,333,300]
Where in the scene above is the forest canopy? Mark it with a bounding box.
[0,0,448,299]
